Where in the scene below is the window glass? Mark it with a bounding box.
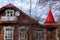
[5,9,14,16]
[4,27,14,40]
[35,28,44,40]
[19,26,28,40]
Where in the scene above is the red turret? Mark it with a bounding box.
[44,10,57,25]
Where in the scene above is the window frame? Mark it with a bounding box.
[4,27,14,40]
[19,26,28,40]
[5,9,14,16]
[35,31,44,38]
[35,28,44,40]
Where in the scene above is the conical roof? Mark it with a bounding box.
[44,10,57,24]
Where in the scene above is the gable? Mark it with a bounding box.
[0,4,38,25]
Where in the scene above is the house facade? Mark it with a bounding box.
[0,4,59,40]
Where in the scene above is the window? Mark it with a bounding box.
[5,9,14,16]
[4,27,14,40]
[36,31,44,38]
[35,28,44,40]
[1,9,17,21]
[19,26,28,40]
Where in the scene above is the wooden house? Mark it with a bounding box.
[0,4,59,40]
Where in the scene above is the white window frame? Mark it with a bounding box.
[5,9,14,16]
[4,27,14,40]
[19,26,28,40]
[35,28,44,40]
[36,31,44,38]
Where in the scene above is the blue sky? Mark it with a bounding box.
[0,0,60,24]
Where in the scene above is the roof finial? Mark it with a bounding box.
[8,0,14,5]
[49,1,51,10]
